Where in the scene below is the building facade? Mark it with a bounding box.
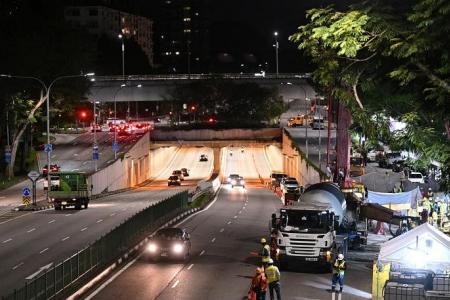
[64,5,154,66]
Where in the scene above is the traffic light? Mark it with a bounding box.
[191,106,196,112]
[80,111,87,119]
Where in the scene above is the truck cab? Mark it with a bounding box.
[287,115,306,127]
[271,203,337,269]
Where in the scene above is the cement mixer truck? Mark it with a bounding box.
[270,182,365,270]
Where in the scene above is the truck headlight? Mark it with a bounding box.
[231,180,237,185]
[240,180,245,185]
[147,243,158,253]
[172,243,184,254]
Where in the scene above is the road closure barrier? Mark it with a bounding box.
[1,191,188,300]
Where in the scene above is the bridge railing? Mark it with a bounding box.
[93,73,310,82]
[2,191,188,300]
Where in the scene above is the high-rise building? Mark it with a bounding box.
[64,5,154,66]
[153,0,210,74]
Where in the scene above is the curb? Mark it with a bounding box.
[16,203,55,211]
[67,206,201,300]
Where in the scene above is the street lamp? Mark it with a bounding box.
[112,84,126,160]
[118,34,129,121]
[274,31,279,76]
[1,73,95,202]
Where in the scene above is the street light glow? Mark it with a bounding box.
[274,31,278,36]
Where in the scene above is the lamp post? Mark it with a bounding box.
[274,31,279,76]
[93,100,100,172]
[0,73,94,201]
[113,84,126,160]
[118,34,129,121]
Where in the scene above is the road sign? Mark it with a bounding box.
[22,196,31,206]
[93,145,99,160]
[4,150,11,163]
[112,141,119,152]
[27,170,40,182]
[23,187,31,197]
[44,143,53,153]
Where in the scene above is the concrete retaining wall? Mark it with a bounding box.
[281,130,321,187]
[149,146,178,179]
[90,132,150,195]
[151,128,281,141]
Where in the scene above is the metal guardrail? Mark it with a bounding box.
[2,191,188,300]
[93,73,310,82]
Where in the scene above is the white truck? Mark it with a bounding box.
[271,182,347,270]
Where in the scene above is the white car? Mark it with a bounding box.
[408,172,425,184]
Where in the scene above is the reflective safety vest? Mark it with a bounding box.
[261,244,271,263]
[422,199,432,212]
[265,265,280,284]
[333,259,346,276]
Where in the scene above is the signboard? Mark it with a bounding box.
[44,143,53,153]
[4,150,11,163]
[112,141,119,152]
[23,196,31,206]
[27,170,40,182]
[93,145,99,161]
[22,187,31,197]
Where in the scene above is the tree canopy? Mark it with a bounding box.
[289,0,450,191]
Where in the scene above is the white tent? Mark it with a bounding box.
[378,223,450,272]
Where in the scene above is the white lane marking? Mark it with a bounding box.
[243,206,246,210]
[27,228,36,233]
[227,221,232,225]
[83,254,141,300]
[65,214,71,217]
[81,227,88,232]
[96,219,103,223]
[48,219,56,224]
[211,237,216,243]
[2,238,12,243]
[238,210,242,214]
[187,264,194,270]
[233,215,237,219]
[12,262,24,270]
[61,236,70,241]
[25,263,53,280]
[220,228,224,233]
[171,280,179,288]
[110,213,116,217]
[199,250,205,256]
[39,248,49,254]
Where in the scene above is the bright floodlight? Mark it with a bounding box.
[274,31,278,36]
[85,73,95,76]
[121,84,126,87]
[118,34,123,39]
[137,84,142,88]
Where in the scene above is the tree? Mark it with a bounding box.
[289,1,450,191]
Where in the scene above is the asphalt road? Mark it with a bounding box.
[223,147,272,180]
[0,187,185,296]
[37,132,144,175]
[86,186,372,300]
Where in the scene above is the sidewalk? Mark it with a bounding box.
[0,179,45,210]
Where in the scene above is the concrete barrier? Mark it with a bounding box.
[151,128,281,141]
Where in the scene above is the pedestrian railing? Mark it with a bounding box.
[2,191,188,300]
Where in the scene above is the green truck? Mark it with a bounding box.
[48,172,91,210]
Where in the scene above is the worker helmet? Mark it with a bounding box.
[338,254,344,260]
[429,187,432,191]
[268,259,274,264]
[260,238,267,244]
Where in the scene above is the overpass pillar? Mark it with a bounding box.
[213,147,221,173]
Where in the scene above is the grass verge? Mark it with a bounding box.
[0,176,26,191]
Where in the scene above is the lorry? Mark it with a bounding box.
[49,172,91,210]
[271,182,376,270]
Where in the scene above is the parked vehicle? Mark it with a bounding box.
[168,175,181,186]
[312,115,325,130]
[392,160,406,173]
[350,156,365,177]
[379,152,402,168]
[280,178,300,194]
[50,172,91,210]
[270,172,288,188]
[288,115,306,127]
[145,228,191,261]
[199,154,208,162]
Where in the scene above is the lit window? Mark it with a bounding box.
[183,18,191,22]
[184,29,191,33]
[195,57,200,61]
[195,12,199,16]
[161,35,164,39]
[175,51,180,55]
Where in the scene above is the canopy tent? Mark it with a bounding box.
[367,186,422,210]
[378,223,450,272]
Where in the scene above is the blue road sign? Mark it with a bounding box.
[93,152,99,160]
[44,144,53,153]
[112,141,119,152]
[4,151,11,163]
[23,187,31,197]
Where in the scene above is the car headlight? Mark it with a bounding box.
[231,180,237,185]
[240,180,245,185]
[172,243,184,254]
[147,243,158,253]
[226,178,231,182]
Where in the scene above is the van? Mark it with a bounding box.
[312,115,325,130]
[287,115,306,127]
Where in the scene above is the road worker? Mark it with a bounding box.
[260,238,271,268]
[331,254,347,293]
[265,259,281,300]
